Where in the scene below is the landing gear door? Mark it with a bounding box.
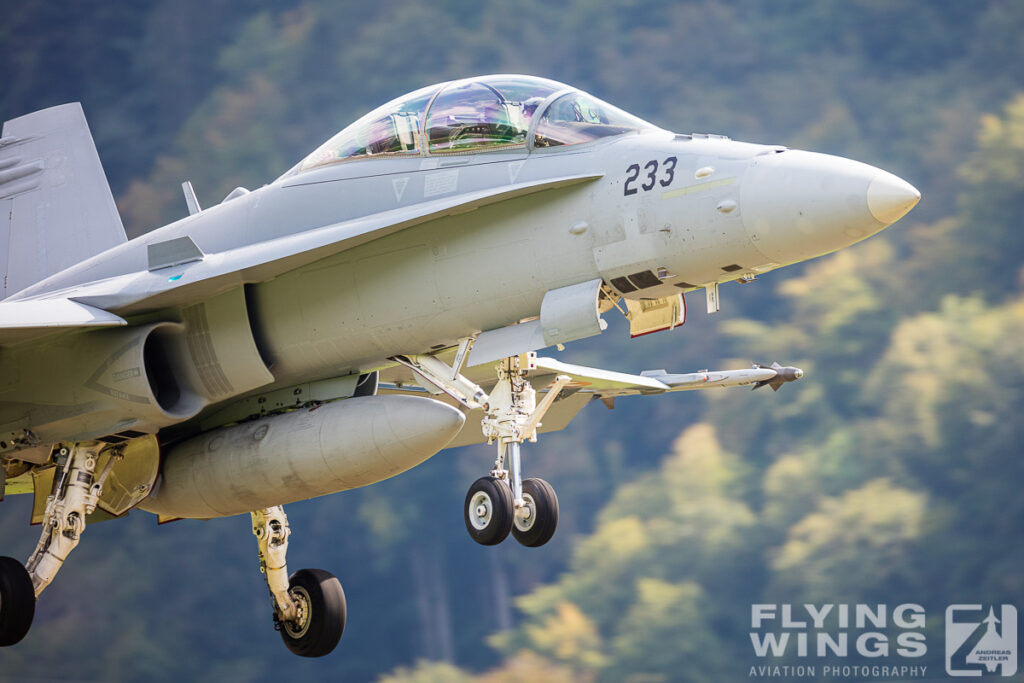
[624,293,686,338]
[468,278,606,367]
[29,436,160,524]
[96,435,160,517]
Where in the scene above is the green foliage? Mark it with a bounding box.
[490,425,757,680]
[770,479,928,603]
[956,94,1024,291]
[378,659,475,683]
[378,650,582,683]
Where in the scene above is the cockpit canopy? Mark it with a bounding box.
[293,75,659,174]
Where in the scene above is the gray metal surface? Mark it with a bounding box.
[0,104,126,299]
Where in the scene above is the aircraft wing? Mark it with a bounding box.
[376,353,802,447]
[0,298,126,345]
[12,173,602,320]
[531,357,797,396]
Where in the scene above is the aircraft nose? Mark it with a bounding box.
[867,172,920,224]
[740,150,919,264]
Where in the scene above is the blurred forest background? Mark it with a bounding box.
[2,1,1023,681]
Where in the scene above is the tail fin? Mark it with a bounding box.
[0,103,127,299]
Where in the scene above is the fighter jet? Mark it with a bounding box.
[0,75,918,656]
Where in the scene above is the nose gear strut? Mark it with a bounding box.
[395,351,569,548]
[481,355,569,515]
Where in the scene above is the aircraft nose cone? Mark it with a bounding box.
[867,172,920,225]
[740,150,920,264]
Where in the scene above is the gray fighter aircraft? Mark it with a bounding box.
[0,75,918,656]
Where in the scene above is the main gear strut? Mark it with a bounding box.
[250,505,347,657]
[252,506,298,623]
[0,442,116,646]
[27,442,115,595]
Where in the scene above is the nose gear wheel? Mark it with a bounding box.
[387,351,568,549]
[463,354,569,548]
[464,476,514,545]
[511,477,559,547]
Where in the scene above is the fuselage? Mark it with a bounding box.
[247,133,780,383]
[1,77,918,448]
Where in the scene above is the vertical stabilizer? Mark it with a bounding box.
[0,103,127,299]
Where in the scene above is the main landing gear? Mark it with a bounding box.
[1,442,112,646]
[251,506,346,657]
[0,442,345,658]
[0,557,34,646]
[464,355,567,548]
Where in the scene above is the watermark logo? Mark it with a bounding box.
[748,603,1021,678]
[946,605,1018,677]
[749,604,930,678]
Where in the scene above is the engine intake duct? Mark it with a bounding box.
[75,321,204,421]
[0,287,275,449]
[0,321,207,446]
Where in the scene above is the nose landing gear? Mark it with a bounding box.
[462,355,567,548]
[392,351,568,549]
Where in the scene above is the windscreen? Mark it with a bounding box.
[533,92,658,147]
[289,76,659,176]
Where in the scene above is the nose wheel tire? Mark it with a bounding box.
[512,478,559,548]
[279,568,346,657]
[465,476,514,546]
[0,556,35,646]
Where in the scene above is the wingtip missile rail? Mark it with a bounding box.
[639,363,804,393]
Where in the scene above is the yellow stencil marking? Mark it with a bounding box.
[661,176,736,200]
